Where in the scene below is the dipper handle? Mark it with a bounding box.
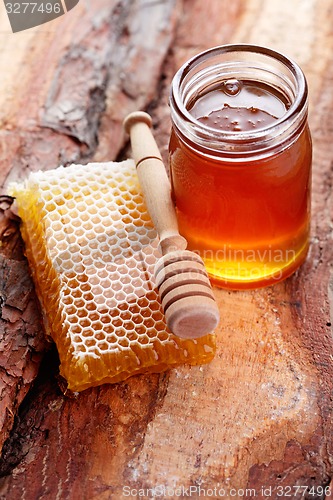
[124,111,220,339]
[123,111,187,255]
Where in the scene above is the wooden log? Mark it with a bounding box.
[0,0,333,498]
[0,196,47,454]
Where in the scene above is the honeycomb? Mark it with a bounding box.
[9,160,216,392]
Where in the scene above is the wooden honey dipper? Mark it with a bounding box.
[123,111,220,339]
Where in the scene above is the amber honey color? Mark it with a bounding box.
[169,77,312,289]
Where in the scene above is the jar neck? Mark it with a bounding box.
[170,44,308,161]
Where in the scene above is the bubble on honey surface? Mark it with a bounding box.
[198,104,278,133]
[223,79,242,96]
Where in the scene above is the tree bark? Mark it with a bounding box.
[0,0,333,498]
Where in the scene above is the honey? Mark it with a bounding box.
[169,45,312,289]
[9,160,216,392]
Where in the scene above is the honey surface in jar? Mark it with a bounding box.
[9,160,216,392]
[169,79,312,289]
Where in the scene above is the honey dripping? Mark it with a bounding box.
[169,77,312,288]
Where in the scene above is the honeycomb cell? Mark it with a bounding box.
[86,339,96,347]
[106,335,119,346]
[92,321,104,332]
[123,320,135,331]
[9,160,216,391]
[98,342,109,351]
[118,338,130,349]
[139,336,149,345]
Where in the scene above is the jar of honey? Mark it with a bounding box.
[169,44,312,289]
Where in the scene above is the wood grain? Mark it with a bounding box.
[0,0,333,498]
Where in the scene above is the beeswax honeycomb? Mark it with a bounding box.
[10,160,216,392]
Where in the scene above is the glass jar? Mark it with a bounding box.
[169,44,312,289]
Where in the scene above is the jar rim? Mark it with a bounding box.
[170,44,308,156]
